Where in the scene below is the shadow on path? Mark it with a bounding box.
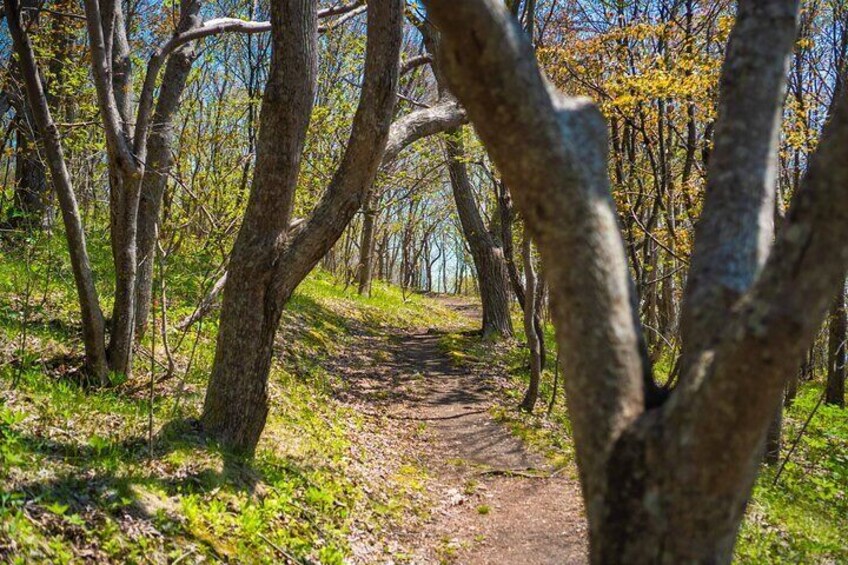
[332,299,588,564]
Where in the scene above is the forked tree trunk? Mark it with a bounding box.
[423,0,848,561]
[81,0,143,378]
[445,131,513,340]
[202,0,403,454]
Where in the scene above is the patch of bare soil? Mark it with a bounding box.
[332,302,588,564]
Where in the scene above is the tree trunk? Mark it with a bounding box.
[5,0,109,383]
[826,281,847,407]
[202,0,402,454]
[499,181,546,364]
[520,235,541,411]
[202,0,320,453]
[134,0,202,338]
[82,0,144,378]
[357,190,378,294]
[445,131,513,339]
[764,401,782,465]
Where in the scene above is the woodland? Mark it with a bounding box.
[0,0,847,563]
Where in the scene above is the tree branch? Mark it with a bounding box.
[679,0,800,375]
[382,98,466,163]
[133,3,367,161]
[82,0,138,176]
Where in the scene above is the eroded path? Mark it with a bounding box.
[332,302,588,564]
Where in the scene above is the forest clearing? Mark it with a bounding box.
[2,0,848,563]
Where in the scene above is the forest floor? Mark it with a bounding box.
[2,241,847,563]
[328,298,586,564]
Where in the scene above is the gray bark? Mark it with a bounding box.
[83,0,144,377]
[5,0,109,383]
[422,0,848,561]
[202,0,402,454]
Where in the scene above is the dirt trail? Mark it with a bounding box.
[335,300,587,564]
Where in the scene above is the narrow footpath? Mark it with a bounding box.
[332,300,588,564]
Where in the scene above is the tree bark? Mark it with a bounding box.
[201,0,320,453]
[5,0,109,383]
[202,0,402,454]
[357,190,378,294]
[445,131,513,339]
[83,0,145,377]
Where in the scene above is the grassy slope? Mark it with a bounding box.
[439,312,848,564]
[0,235,459,564]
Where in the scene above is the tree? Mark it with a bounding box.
[827,281,847,407]
[423,0,848,561]
[519,233,541,411]
[201,0,403,454]
[445,130,513,339]
[133,0,202,339]
[5,0,110,382]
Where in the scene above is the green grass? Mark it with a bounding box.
[736,385,848,563]
[0,234,458,563]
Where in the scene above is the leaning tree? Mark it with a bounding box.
[423,0,848,562]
